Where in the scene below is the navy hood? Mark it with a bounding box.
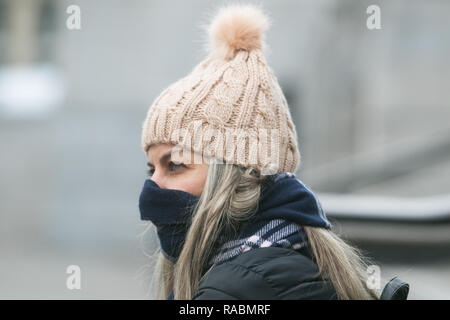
[212,171,333,258]
[254,172,332,229]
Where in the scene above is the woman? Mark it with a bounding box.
[139,4,380,300]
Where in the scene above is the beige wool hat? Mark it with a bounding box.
[141,3,300,174]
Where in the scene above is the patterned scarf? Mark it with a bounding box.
[168,172,332,299]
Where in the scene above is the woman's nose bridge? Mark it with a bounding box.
[151,169,166,188]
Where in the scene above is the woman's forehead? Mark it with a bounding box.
[146,143,174,162]
[147,144,193,163]
[147,144,208,166]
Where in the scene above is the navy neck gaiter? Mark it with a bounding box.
[139,179,200,263]
[139,172,333,267]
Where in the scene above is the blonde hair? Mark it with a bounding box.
[143,161,380,300]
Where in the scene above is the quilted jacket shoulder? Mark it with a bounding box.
[192,246,338,300]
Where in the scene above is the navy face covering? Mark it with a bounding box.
[139,179,200,263]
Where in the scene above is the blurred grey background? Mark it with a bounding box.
[0,0,449,299]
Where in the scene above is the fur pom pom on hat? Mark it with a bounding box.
[141,3,300,174]
[208,4,271,60]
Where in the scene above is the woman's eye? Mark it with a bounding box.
[146,162,185,176]
[168,161,185,171]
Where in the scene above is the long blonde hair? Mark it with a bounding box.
[143,161,380,300]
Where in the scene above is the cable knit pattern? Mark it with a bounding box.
[141,4,300,173]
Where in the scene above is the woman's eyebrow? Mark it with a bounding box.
[147,150,172,167]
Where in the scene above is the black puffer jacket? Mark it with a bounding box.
[192,245,410,300]
[193,245,337,300]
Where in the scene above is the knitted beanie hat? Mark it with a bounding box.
[141,3,300,174]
